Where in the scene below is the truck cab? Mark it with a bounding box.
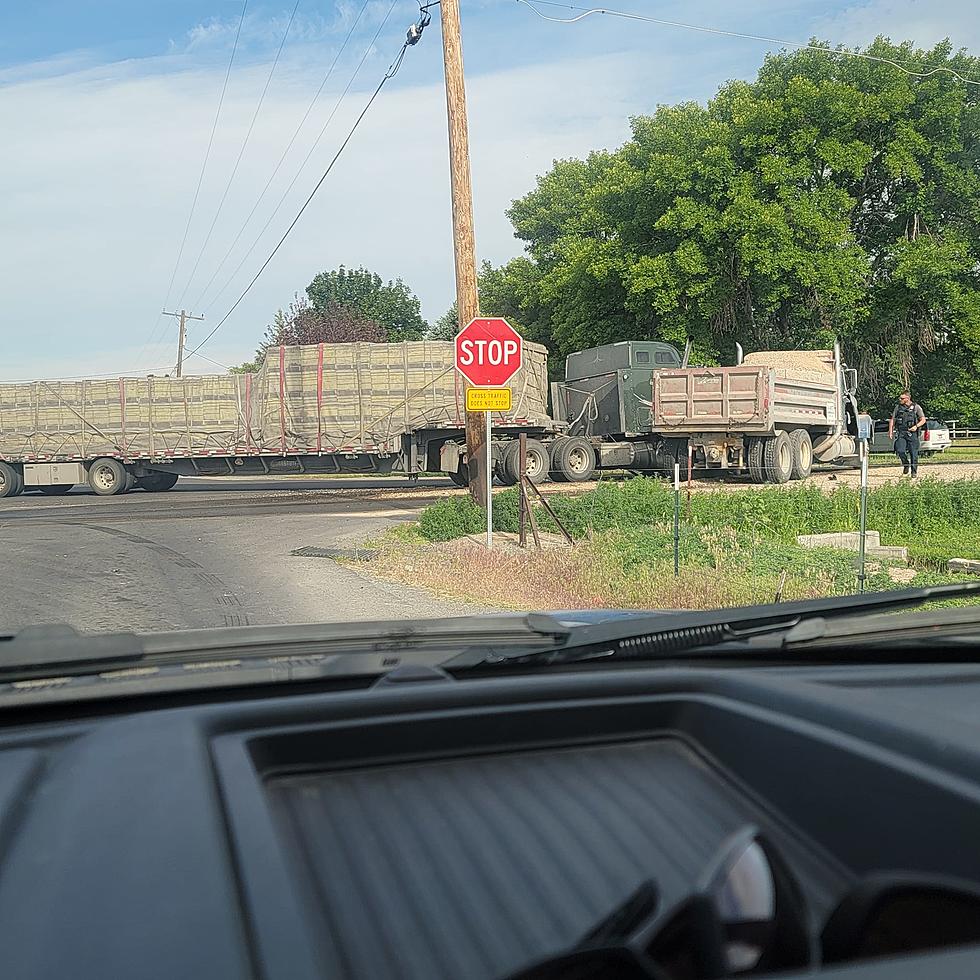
[553,341,681,439]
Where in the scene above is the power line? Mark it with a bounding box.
[188,14,428,358]
[137,0,249,370]
[188,0,373,314]
[174,0,302,311]
[184,349,232,371]
[515,0,980,88]
[2,367,175,384]
[197,0,399,317]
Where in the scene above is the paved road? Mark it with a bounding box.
[0,477,483,633]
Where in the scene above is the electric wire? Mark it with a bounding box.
[174,0,302,311]
[198,0,400,317]
[515,0,980,88]
[187,27,421,358]
[136,0,249,371]
[188,0,374,314]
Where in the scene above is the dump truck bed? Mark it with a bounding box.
[652,355,843,435]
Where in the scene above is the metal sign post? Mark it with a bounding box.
[858,439,869,592]
[485,409,493,549]
[464,388,513,552]
[673,462,680,577]
[856,413,872,593]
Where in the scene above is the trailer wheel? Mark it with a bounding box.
[449,461,470,488]
[38,484,73,495]
[502,439,550,485]
[0,462,24,498]
[789,429,813,480]
[763,432,793,484]
[747,438,766,483]
[551,436,596,482]
[138,472,179,492]
[88,458,129,496]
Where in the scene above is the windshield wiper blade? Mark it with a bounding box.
[445,582,980,668]
[0,615,572,682]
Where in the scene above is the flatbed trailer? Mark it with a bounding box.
[0,341,552,496]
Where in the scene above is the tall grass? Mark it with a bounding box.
[417,477,980,567]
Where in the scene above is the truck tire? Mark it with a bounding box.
[551,436,596,482]
[0,462,23,498]
[789,429,813,480]
[763,432,793,484]
[501,438,550,485]
[38,484,73,495]
[449,461,470,488]
[137,472,179,492]
[747,438,766,483]
[88,457,129,496]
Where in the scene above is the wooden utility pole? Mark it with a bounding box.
[162,309,204,378]
[439,0,486,507]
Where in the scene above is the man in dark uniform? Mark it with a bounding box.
[888,391,926,477]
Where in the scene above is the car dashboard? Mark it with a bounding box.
[1,659,980,978]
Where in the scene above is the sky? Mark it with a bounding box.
[0,0,976,380]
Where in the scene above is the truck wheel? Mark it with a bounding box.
[747,438,766,483]
[449,462,469,488]
[763,432,793,484]
[137,472,179,492]
[38,484,73,495]
[789,429,813,480]
[88,458,128,496]
[502,439,549,485]
[0,462,24,498]
[551,436,596,482]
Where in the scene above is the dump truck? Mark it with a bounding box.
[0,341,553,497]
[545,341,859,484]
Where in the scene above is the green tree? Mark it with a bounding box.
[306,266,427,340]
[499,37,980,422]
[427,260,545,340]
[229,294,388,373]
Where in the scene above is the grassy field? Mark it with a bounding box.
[363,477,980,611]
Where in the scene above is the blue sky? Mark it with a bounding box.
[0,0,976,379]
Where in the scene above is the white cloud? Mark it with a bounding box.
[815,0,980,50]
[0,42,669,380]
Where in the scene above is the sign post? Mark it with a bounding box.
[856,414,873,592]
[455,318,524,549]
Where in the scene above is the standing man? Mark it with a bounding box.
[888,391,926,478]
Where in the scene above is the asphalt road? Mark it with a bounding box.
[0,477,483,633]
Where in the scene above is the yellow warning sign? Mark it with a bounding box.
[466,387,512,412]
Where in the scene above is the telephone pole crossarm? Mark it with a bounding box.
[162,309,205,378]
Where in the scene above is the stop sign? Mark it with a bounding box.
[454,317,523,387]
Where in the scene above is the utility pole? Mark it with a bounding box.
[162,310,205,378]
[439,0,486,507]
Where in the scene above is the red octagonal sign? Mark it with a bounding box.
[454,317,523,387]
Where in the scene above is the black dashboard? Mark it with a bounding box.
[2,660,980,978]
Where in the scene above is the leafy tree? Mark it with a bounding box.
[230,294,387,372]
[427,260,544,340]
[306,266,427,340]
[497,37,980,422]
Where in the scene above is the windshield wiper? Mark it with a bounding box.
[444,582,980,669]
[0,616,571,684]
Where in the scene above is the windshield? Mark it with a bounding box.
[2,1,979,653]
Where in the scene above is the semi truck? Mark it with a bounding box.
[0,339,859,497]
